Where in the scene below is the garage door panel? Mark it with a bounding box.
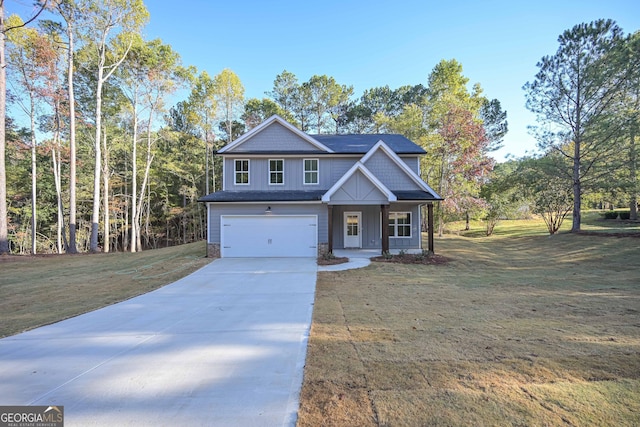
[221,215,317,257]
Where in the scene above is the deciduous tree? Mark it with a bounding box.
[213,68,244,143]
[84,0,148,252]
[6,15,58,254]
[517,153,573,235]
[0,0,48,254]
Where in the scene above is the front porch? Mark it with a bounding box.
[325,203,435,255]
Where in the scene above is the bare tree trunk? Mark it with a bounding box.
[30,97,37,254]
[0,5,8,255]
[66,16,77,254]
[123,159,129,250]
[571,94,582,233]
[51,134,65,254]
[130,96,138,252]
[572,142,581,232]
[182,194,187,244]
[52,98,67,253]
[139,116,151,250]
[144,184,151,248]
[90,36,132,253]
[102,130,109,253]
[205,139,209,194]
[90,67,104,252]
[630,125,638,221]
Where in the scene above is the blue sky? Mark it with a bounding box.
[142,0,640,161]
[7,0,640,161]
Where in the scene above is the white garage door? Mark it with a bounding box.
[221,215,318,257]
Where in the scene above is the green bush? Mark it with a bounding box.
[603,211,630,220]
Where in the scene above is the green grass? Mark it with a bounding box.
[0,241,211,338]
[446,210,640,238]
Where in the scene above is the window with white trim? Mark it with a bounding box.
[234,159,249,185]
[269,159,284,185]
[304,159,318,184]
[389,212,411,237]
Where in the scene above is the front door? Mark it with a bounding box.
[344,212,362,248]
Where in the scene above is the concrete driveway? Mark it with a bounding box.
[0,257,317,426]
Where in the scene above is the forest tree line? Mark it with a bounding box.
[0,1,638,254]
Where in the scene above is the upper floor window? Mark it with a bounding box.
[389,212,411,237]
[304,159,318,185]
[235,159,249,185]
[269,159,284,185]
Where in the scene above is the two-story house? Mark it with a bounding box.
[198,115,442,258]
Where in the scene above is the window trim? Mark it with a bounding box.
[234,159,250,185]
[385,211,412,238]
[303,158,319,185]
[269,159,284,185]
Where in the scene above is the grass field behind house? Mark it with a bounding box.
[0,241,211,338]
[297,214,640,426]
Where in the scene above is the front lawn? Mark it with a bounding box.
[0,241,211,338]
[297,222,640,426]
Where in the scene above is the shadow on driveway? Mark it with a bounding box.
[0,258,317,426]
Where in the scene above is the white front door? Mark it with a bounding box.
[344,212,362,248]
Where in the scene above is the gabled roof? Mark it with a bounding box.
[361,140,442,199]
[312,134,426,154]
[218,115,333,154]
[322,162,397,203]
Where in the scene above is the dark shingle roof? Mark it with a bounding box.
[198,189,441,203]
[198,190,325,203]
[394,190,443,201]
[311,134,426,154]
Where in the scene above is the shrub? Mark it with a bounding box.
[603,211,630,220]
[321,251,336,260]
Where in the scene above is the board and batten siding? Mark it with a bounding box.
[207,203,328,245]
[327,170,389,205]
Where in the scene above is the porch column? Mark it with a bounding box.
[427,202,434,253]
[327,204,334,254]
[381,204,389,254]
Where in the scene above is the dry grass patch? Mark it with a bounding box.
[297,231,640,426]
[0,242,211,337]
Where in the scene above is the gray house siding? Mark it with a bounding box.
[208,202,328,244]
[224,158,315,191]
[363,150,422,191]
[231,122,321,152]
[400,156,420,175]
[329,157,359,182]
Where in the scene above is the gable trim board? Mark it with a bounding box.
[322,162,396,204]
